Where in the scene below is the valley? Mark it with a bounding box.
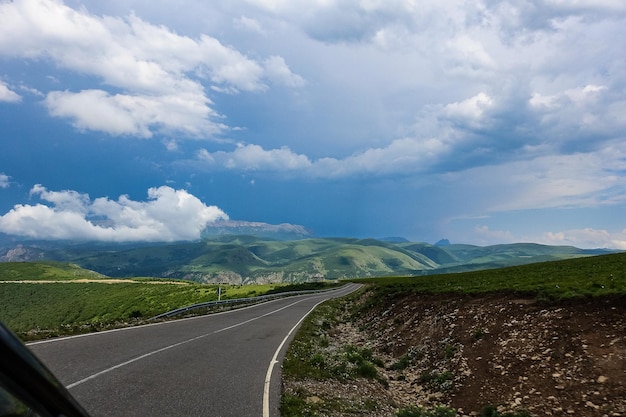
[1,242,624,416]
[0,236,613,284]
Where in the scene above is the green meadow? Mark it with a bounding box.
[0,262,285,339]
[354,251,626,300]
[3,237,609,283]
[1,252,624,341]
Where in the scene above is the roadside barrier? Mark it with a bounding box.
[149,285,347,320]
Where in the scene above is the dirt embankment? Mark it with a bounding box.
[369,293,625,415]
[288,292,626,416]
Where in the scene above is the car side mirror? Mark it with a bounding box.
[0,322,90,417]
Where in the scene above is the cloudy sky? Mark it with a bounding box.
[1,0,625,248]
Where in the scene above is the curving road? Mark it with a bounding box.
[28,283,360,417]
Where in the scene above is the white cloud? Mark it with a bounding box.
[45,89,225,137]
[244,0,458,44]
[443,92,494,124]
[0,185,228,242]
[471,225,626,250]
[452,144,626,213]
[0,0,266,92]
[0,0,304,137]
[0,80,21,103]
[163,139,180,152]
[0,173,10,188]
[198,144,312,171]
[473,225,515,245]
[263,56,306,88]
[445,35,496,73]
[198,136,449,178]
[528,84,626,143]
[233,16,266,34]
[541,228,626,250]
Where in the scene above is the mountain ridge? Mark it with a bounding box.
[0,236,617,284]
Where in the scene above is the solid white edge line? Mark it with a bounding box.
[27,286,352,346]
[64,298,308,389]
[262,300,326,417]
[26,295,294,346]
[262,284,358,417]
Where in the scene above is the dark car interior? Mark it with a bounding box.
[0,322,90,417]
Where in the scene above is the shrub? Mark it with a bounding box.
[397,405,457,417]
[481,405,532,417]
[419,370,454,391]
[473,328,485,340]
[357,361,379,379]
[390,354,411,370]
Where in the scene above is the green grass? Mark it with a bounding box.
[0,262,306,339]
[281,295,390,415]
[282,300,344,380]
[0,261,107,281]
[1,282,200,333]
[6,237,612,283]
[396,405,457,417]
[352,252,626,300]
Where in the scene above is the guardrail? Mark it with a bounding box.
[150,286,344,320]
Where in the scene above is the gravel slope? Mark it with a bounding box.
[283,292,625,416]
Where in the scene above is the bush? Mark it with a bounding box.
[481,405,532,417]
[419,370,454,391]
[397,405,457,417]
[390,354,411,370]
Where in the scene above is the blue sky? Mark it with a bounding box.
[1,0,625,248]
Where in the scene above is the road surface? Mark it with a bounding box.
[28,283,360,417]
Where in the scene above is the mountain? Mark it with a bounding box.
[201,220,313,240]
[0,236,617,284]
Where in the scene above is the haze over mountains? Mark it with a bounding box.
[0,230,614,284]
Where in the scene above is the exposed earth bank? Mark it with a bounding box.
[284,291,625,416]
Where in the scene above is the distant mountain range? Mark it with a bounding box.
[0,235,616,284]
[201,220,313,240]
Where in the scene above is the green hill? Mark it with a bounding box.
[357,250,626,300]
[0,261,106,281]
[0,237,617,283]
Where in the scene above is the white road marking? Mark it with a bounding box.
[263,284,358,417]
[27,296,288,346]
[65,299,306,389]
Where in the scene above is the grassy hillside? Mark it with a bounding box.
[1,237,617,283]
[0,261,106,281]
[0,262,284,339]
[354,251,626,300]
[56,238,439,282]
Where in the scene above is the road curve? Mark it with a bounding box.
[28,283,360,417]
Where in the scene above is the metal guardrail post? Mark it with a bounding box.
[149,286,346,320]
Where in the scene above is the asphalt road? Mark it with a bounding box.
[28,283,360,417]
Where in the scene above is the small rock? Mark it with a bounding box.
[597,375,609,383]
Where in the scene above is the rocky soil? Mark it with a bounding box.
[283,292,625,416]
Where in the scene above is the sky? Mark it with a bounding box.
[0,0,625,249]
